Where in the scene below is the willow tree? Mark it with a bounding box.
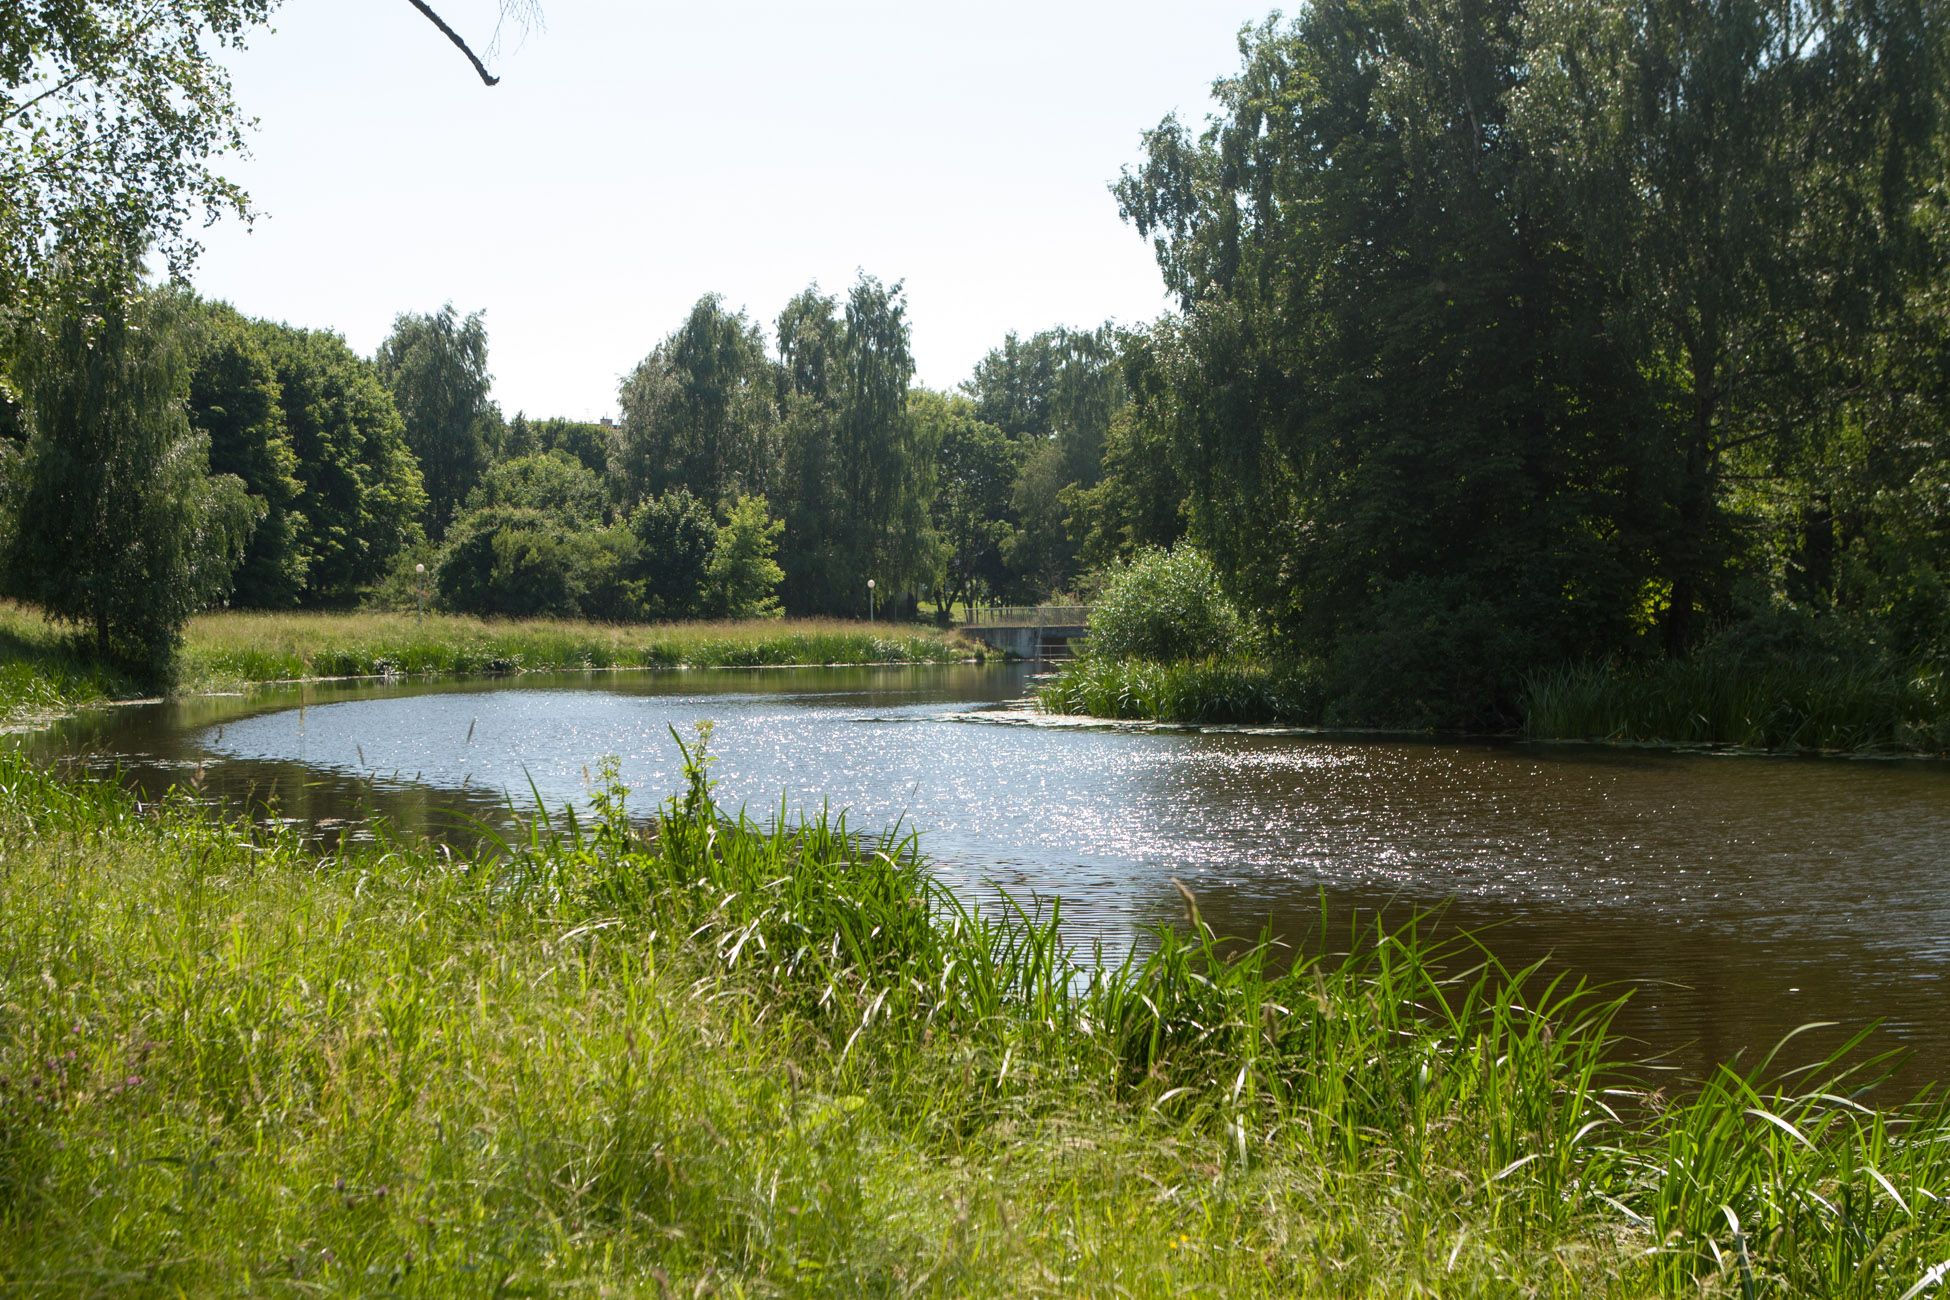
[4,274,256,684]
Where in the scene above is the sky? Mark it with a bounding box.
[186,0,1263,420]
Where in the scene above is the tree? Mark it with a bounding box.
[835,276,927,605]
[1116,2,1663,725]
[186,299,310,605]
[774,286,847,610]
[963,324,1129,595]
[435,504,628,620]
[0,2,274,304]
[625,487,716,620]
[708,493,784,619]
[1517,0,1948,653]
[915,390,1018,617]
[613,296,777,509]
[375,304,499,539]
[254,320,426,604]
[2,273,256,684]
[466,449,604,525]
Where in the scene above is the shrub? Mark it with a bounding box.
[435,506,631,620]
[1087,542,1249,663]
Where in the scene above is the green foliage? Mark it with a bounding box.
[1524,597,1949,752]
[965,324,1131,598]
[775,276,933,613]
[185,298,310,606]
[252,320,427,604]
[467,449,606,524]
[614,295,776,509]
[708,493,784,619]
[374,304,499,539]
[1066,337,1187,572]
[624,487,715,620]
[504,414,612,478]
[1114,0,1948,727]
[0,1,274,301]
[916,390,1018,616]
[1039,655,1324,726]
[434,505,628,621]
[1086,542,1248,664]
[1,276,254,686]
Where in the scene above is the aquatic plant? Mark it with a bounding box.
[1037,655,1324,725]
[1522,657,1948,754]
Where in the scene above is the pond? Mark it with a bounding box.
[15,663,1950,1089]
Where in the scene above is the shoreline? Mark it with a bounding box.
[3,655,995,736]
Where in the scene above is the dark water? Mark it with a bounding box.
[14,665,1950,1088]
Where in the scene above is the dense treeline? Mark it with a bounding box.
[1107,0,1950,728]
[0,259,1132,684]
[3,0,1946,728]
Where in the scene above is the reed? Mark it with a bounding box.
[3,743,1948,1294]
[1037,655,1324,725]
[1522,657,1948,754]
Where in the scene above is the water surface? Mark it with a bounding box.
[17,665,1950,1088]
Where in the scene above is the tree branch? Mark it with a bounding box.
[403,0,500,86]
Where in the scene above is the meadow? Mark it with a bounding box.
[0,602,975,727]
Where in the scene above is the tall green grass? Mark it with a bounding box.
[1037,656,1324,725]
[179,611,975,688]
[1,602,976,725]
[0,603,138,724]
[1524,658,1949,754]
[5,743,1949,1293]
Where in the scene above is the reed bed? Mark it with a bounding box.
[4,741,1948,1294]
[1036,656,1324,725]
[1523,658,1949,754]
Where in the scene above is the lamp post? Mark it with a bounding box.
[867,578,876,622]
[415,562,427,623]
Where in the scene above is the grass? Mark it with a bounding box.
[1042,650,1949,755]
[1037,656,1324,726]
[0,602,977,726]
[4,738,1950,1294]
[1523,658,1950,755]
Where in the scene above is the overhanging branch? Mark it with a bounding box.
[403,0,501,86]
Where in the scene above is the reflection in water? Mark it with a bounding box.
[14,665,1950,1088]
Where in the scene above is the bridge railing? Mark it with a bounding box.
[967,605,1091,628]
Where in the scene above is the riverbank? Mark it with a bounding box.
[1039,654,1949,756]
[3,747,1947,1294]
[0,603,976,728]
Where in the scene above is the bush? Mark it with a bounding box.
[435,506,633,620]
[625,488,715,620]
[1087,543,1249,663]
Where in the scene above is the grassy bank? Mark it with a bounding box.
[4,746,1949,1294]
[0,602,976,726]
[1040,653,1949,755]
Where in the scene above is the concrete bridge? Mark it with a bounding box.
[962,605,1090,661]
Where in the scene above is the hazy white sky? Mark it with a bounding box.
[187,0,1263,419]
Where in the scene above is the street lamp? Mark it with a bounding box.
[415,562,427,623]
[867,577,876,622]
